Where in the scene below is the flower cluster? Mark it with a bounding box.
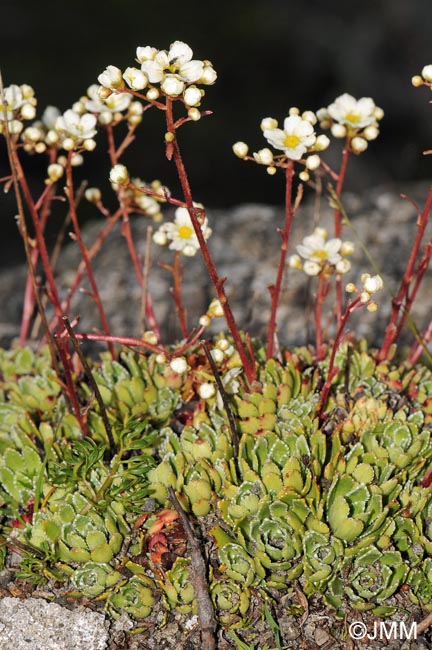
[346,273,384,311]
[126,178,170,221]
[289,227,355,276]
[233,108,329,178]
[54,109,97,151]
[317,93,384,153]
[412,65,432,89]
[97,41,216,114]
[0,84,37,135]
[153,205,212,256]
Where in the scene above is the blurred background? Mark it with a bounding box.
[1,0,432,265]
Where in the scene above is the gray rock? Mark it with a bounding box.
[0,597,109,650]
[1,181,431,352]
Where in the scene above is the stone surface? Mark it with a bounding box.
[1,182,432,352]
[0,597,109,650]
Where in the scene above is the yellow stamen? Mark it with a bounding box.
[284,134,300,148]
[345,112,360,123]
[178,225,193,239]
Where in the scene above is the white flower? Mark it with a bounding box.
[288,254,302,269]
[85,85,131,114]
[232,141,248,158]
[123,67,148,91]
[42,106,61,129]
[98,65,124,90]
[0,84,36,123]
[141,41,204,87]
[163,205,211,255]
[55,110,97,142]
[361,274,383,294]
[297,231,342,266]
[136,46,158,64]
[264,114,316,160]
[161,74,184,96]
[340,241,355,256]
[327,93,377,129]
[335,259,351,274]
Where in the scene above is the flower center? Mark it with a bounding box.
[178,225,193,239]
[345,112,361,123]
[284,134,300,148]
[313,249,328,260]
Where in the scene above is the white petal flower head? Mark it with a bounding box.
[123,67,148,91]
[136,46,158,64]
[198,64,217,85]
[85,85,132,114]
[42,105,61,129]
[0,84,26,121]
[183,86,202,106]
[164,205,211,255]
[297,232,342,266]
[303,261,321,276]
[55,110,97,142]
[98,65,124,90]
[264,114,316,160]
[161,74,184,97]
[327,93,377,129]
[362,274,383,294]
[141,41,204,89]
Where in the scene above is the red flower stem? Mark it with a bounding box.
[315,273,329,360]
[106,124,160,338]
[408,318,432,365]
[318,296,361,418]
[333,138,351,327]
[395,243,432,339]
[54,337,89,436]
[11,148,63,323]
[379,184,432,361]
[65,155,115,358]
[171,251,189,338]
[165,97,256,383]
[266,160,295,359]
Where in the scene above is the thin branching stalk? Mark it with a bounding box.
[379,184,432,360]
[165,97,256,383]
[314,273,330,361]
[333,137,351,327]
[267,160,295,359]
[65,154,115,357]
[62,317,116,455]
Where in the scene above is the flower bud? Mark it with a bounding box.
[412,75,424,87]
[302,110,317,125]
[216,338,229,351]
[146,88,160,101]
[199,314,211,327]
[351,136,368,153]
[422,65,432,82]
[288,254,302,269]
[340,241,355,255]
[123,67,148,91]
[363,125,379,141]
[266,166,277,175]
[373,106,384,120]
[335,259,351,274]
[303,261,321,276]
[198,382,216,399]
[289,106,300,115]
[306,154,321,170]
[21,104,36,120]
[71,153,84,166]
[47,163,64,182]
[170,357,187,374]
[153,230,168,246]
[142,331,158,345]
[136,46,157,63]
[85,187,102,203]
[232,141,248,158]
[253,148,273,165]
[210,349,224,363]
[208,298,224,318]
[161,76,184,96]
[315,134,330,151]
[331,124,347,138]
[110,164,129,185]
[62,137,75,151]
[367,302,378,312]
[363,274,383,293]
[260,117,278,131]
[187,108,201,121]
[299,171,310,182]
[183,86,202,106]
[98,65,124,90]
[83,138,96,151]
[346,282,356,293]
[360,291,371,303]
[199,65,217,85]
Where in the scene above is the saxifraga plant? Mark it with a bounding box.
[1,43,432,648]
